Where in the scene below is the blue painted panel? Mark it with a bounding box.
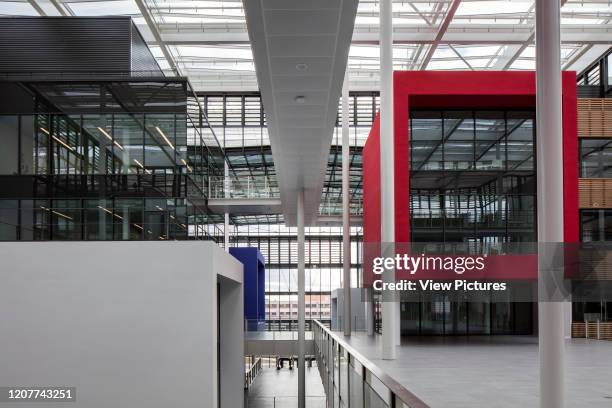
[229,247,266,330]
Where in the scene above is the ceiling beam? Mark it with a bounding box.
[502,34,533,69]
[143,25,612,46]
[49,0,68,16]
[419,0,462,70]
[407,3,434,27]
[27,0,47,16]
[563,44,594,70]
[448,44,474,70]
[133,0,180,76]
[563,17,610,70]
[27,0,68,16]
[502,0,568,69]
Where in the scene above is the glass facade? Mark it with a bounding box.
[0,79,226,242]
[202,92,374,329]
[399,294,533,335]
[581,210,612,242]
[580,139,612,178]
[410,110,536,243]
[392,109,538,335]
[232,224,363,329]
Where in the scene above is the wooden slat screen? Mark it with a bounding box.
[578,178,612,208]
[578,98,612,138]
[572,321,586,338]
[572,321,612,340]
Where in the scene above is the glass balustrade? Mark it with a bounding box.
[312,320,430,408]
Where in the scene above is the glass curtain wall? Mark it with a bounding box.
[410,110,536,243]
[0,80,225,242]
[232,224,363,330]
[580,139,612,178]
[400,109,537,335]
[200,92,376,330]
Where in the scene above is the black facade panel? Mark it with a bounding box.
[0,17,132,73]
[0,83,34,113]
[577,85,603,98]
[130,23,162,75]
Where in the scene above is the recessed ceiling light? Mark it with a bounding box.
[295,63,309,72]
[294,95,306,104]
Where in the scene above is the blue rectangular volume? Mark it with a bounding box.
[229,247,266,330]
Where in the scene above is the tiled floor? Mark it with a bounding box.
[246,366,326,408]
[341,333,612,408]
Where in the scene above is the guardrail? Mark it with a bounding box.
[208,176,278,199]
[244,357,262,389]
[312,320,429,408]
[247,396,327,407]
[319,200,363,217]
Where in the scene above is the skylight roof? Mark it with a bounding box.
[3,0,610,91]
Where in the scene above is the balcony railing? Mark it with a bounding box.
[313,320,429,408]
[208,176,279,199]
[319,199,363,217]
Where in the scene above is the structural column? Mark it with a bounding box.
[365,288,375,336]
[297,189,306,408]
[224,213,230,251]
[224,161,230,251]
[342,72,352,336]
[536,0,565,406]
[380,0,396,360]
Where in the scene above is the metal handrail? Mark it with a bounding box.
[312,319,430,408]
[244,357,262,389]
[208,175,278,199]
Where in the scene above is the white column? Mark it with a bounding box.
[396,301,401,345]
[224,161,230,251]
[297,189,306,408]
[342,71,352,337]
[564,300,572,339]
[122,203,129,240]
[365,288,375,336]
[380,0,396,360]
[536,0,565,406]
[224,213,230,252]
[99,201,107,240]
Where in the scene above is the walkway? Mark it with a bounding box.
[342,333,612,408]
[246,366,326,408]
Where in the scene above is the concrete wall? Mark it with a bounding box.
[0,241,243,408]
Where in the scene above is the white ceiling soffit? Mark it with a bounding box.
[243,0,359,226]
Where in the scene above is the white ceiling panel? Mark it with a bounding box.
[264,10,340,36]
[269,57,334,76]
[245,0,359,225]
[267,35,339,57]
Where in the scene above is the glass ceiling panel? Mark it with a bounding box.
[0,1,37,15]
[65,0,140,16]
[2,0,609,91]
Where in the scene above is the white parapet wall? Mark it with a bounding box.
[0,241,243,408]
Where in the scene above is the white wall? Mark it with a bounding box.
[219,275,244,408]
[332,288,367,331]
[0,241,243,408]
